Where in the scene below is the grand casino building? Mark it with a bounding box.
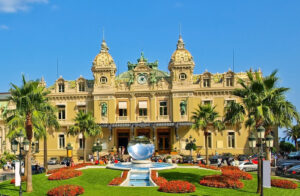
[0,35,278,162]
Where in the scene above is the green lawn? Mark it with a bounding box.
[0,168,299,196]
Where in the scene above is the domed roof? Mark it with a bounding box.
[92,40,116,69]
[168,35,195,70]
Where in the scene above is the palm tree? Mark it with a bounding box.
[224,101,245,132]
[39,103,59,173]
[284,124,300,151]
[191,104,225,165]
[8,75,49,192]
[68,111,102,163]
[224,70,297,194]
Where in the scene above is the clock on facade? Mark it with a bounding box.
[137,75,147,84]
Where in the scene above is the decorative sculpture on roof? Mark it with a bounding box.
[127,52,159,71]
[101,102,107,117]
[128,72,135,87]
[149,71,157,84]
[180,100,187,115]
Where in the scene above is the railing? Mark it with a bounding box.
[116,116,128,122]
[157,115,170,121]
[137,116,149,122]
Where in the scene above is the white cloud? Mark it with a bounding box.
[0,0,48,13]
[0,24,9,30]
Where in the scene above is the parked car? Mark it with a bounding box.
[182,155,195,163]
[286,165,300,178]
[238,161,258,172]
[209,155,222,164]
[60,157,71,165]
[287,151,300,160]
[275,161,300,176]
[237,154,249,161]
[48,157,58,165]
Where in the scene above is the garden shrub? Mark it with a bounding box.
[198,164,220,170]
[47,163,93,174]
[47,185,84,196]
[158,180,196,193]
[221,169,253,180]
[108,170,128,185]
[151,170,168,186]
[271,179,298,189]
[48,169,82,180]
[200,175,244,189]
[10,176,26,184]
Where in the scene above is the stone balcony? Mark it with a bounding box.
[157,115,170,122]
[136,116,149,122]
[116,116,129,122]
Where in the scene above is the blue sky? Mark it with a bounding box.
[1,0,300,140]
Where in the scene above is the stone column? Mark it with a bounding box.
[129,93,136,122]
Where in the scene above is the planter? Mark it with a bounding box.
[170,152,178,155]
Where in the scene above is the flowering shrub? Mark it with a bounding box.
[200,175,244,189]
[271,179,298,189]
[151,170,168,186]
[10,176,26,184]
[158,180,196,193]
[108,170,128,185]
[198,164,220,170]
[47,185,84,196]
[47,163,93,174]
[221,166,240,171]
[221,169,253,180]
[48,169,82,180]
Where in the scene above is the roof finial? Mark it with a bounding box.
[179,23,182,37]
[100,28,109,53]
[102,28,105,41]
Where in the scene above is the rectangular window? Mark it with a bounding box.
[228,132,235,148]
[59,134,65,149]
[159,101,168,115]
[79,83,85,92]
[58,84,65,92]
[207,132,212,148]
[78,106,86,113]
[226,78,234,87]
[58,106,66,120]
[79,138,84,149]
[203,78,210,87]
[119,109,127,116]
[139,101,147,116]
[203,100,212,105]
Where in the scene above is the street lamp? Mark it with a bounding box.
[11,132,29,196]
[248,126,274,196]
[185,135,197,157]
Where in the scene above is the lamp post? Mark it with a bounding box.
[11,132,29,196]
[248,126,274,196]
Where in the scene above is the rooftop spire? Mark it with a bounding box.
[177,34,185,49]
[99,28,109,52]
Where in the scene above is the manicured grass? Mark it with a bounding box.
[0,168,299,196]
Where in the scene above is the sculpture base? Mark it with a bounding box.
[131,159,151,164]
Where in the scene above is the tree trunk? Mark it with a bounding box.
[83,134,86,163]
[44,135,48,173]
[26,138,33,192]
[26,113,33,192]
[295,139,298,151]
[204,130,208,165]
[266,127,272,160]
[24,152,28,178]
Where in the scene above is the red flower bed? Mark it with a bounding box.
[158,180,196,193]
[221,166,240,171]
[10,176,26,184]
[47,163,93,174]
[47,185,84,196]
[271,179,298,189]
[200,175,244,189]
[108,170,129,185]
[221,169,253,180]
[198,164,220,170]
[151,170,168,186]
[48,169,82,180]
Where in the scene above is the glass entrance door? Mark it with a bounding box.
[157,130,170,154]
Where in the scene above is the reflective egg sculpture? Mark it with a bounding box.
[128,136,155,160]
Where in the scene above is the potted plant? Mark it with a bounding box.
[170,147,178,155]
[185,142,197,156]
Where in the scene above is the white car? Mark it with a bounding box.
[238,161,258,172]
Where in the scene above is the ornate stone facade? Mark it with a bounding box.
[0,35,278,162]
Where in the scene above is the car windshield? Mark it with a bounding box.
[289,152,297,156]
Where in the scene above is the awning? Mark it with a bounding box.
[118,101,127,109]
[138,101,147,109]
